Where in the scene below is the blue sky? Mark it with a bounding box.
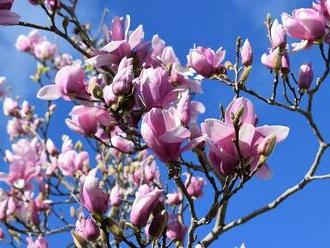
[1,0,330,247]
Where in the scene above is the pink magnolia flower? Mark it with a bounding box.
[224,97,256,126]
[270,19,287,49]
[7,119,25,139]
[0,138,44,189]
[75,217,100,241]
[15,30,44,52]
[298,63,314,90]
[87,15,150,67]
[109,184,122,207]
[241,39,253,66]
[66,106,112,136]
[112,57,134,96]
[166,191,182,205]
[138,67,177,110]
[3,97,19,116]
[0,0,20,25]
[261,48,290,74]
[37,64,88,101]
[141,107,191,162]
[130,188,163,228]
[166,215,187,241]
[0,190,16,220]
[80,168,109,214]
[135,184,152,198]
[54,53,74,69]
[185,174,206,199]
[103,85,118,105]
[281,8,326,41]
[27,236,48,248]
[261,47,282,71]
[187,46,226,77]
[34,40,57,60]
[111,135,135,153]
[58,150,89,176]
[133,157,160,185]
[201,97,289,178]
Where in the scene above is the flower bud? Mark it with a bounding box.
[258,134,277,157]
[130,188,163,228]
[166,215,187,241]
[241,39,253,66]
[110,184,122,207]
[146,210,168,239]
[112,57,134,96]
[75,217,100,241]
[80,168,109,214]
[270,19,287,49]
[298,63,313,90]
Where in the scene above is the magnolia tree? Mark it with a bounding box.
[0,0,329,247]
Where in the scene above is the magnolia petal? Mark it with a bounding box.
[37,85,62,100]
[160,126,190,143]
[256,125,289,142]
[129,25,144,49]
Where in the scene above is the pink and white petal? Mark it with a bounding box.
[37,85,62,100]
[129,25,144,50]
[201,119,234,143]
[256,125,289,142]
[160,126,190,143]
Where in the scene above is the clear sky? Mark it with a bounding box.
[1,0,330,247]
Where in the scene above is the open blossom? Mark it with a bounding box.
[58,150,89,176]
[27,236,48,248]
[281,8,326,41]
[3,97,19,116]
[87,15,150,67]
[80,168,109,214]
[139,67,177,110]
[75,217,100,241]
[187,46,226,77]
[202,97,289,178]
[65,106,113,136]
[0,138,45,189]
[34,40,57,60]
[0,0,20,25]
[15,30,44,52]
[37,64,88,101]
[130,188,163,228]
[141,107,191,162]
